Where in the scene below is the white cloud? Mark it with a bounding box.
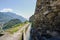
[0,8,13,12]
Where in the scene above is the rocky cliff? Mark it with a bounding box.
[30,0,60,40]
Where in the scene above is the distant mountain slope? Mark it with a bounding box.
[3,19,21,30]
[0,12,26,23]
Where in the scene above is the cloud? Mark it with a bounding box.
[0,8,13,12]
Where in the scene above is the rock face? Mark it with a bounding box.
[30,0,60,40]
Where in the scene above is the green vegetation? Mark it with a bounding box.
[5,21,29,34]
[5,22,26,34]
[0,20,29,35]
[3,19,21,30]
[24,20,29,24]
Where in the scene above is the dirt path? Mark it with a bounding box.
[0,23,30,40]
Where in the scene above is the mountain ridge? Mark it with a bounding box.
[0,12,27,23]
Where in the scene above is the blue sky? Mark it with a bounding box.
[0,0,36,20]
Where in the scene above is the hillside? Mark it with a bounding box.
[0,12,27,34]
[0,12,26,24]
[3,19,21,30]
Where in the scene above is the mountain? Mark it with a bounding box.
[0,12,26,23]
[3,19,21,30]
[0,12,27,30]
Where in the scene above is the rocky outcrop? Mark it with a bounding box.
[30,0,60,40]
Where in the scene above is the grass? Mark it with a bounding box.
[6,27,20,34]
[5,23,26,34]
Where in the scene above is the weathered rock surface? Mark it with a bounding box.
[29,0,60,40]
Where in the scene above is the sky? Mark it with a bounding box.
[0,0,36,20]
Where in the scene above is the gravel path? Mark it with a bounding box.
[0,23,30,40]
